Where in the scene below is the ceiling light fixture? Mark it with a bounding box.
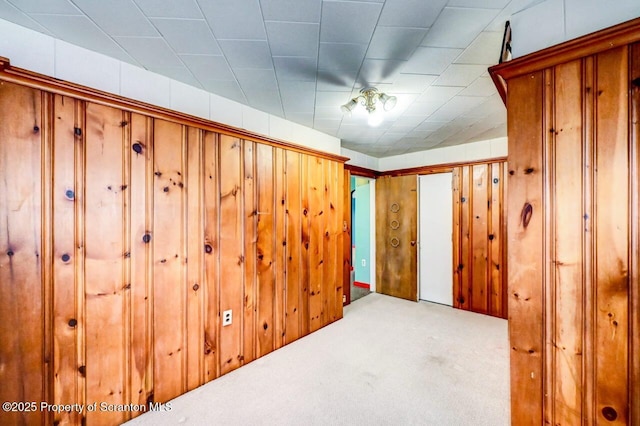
[341,87,397,127]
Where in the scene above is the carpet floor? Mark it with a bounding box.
[126,293,510,426]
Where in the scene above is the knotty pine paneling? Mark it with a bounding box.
[0,82,46,426]
[490,27,640,424]
[0,79,345,426]
[452,161,507,319]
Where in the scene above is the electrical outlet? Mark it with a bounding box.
[362,259,366,267]
[222,309,232,326]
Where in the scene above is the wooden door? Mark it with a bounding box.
[375,175,417,301]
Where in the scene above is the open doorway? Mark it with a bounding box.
[351,176,374,302]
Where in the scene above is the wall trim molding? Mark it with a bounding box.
[0,56,349,163]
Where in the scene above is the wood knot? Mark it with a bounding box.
[524,167,534,174]
[61,253,71,262]
[78,365,86,376]
[163,186,169,193]
[521,203,533,228]
[68,318,77,327]
[601,406,617,421]
[193,283,199,291]
[142,234,151,243]
[204,244,213,254]
[6,250,14,257]
[33,125,40,133]
[132,143,143,154]
[65,189,75,200]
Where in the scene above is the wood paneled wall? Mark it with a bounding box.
[374,161,507,318]
[0,80,344,426]
[453,162,507,318]
[490,20,640,425]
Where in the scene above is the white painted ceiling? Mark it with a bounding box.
[0,0,541,157]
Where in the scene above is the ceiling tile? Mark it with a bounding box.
[218,40,272,68]
[314,105,343,120]
[246,89,283,116]
[421,7,499,48]
[366,26,428,60]
[265,21,319,57]
[152,65,201,87]
[414,120,447,132]
[234,68,278,91]
[318,42,367,71]
[151,19,220,55]
[134,0,203,19]
[357,58,404,86]
[73,0,159,37]
[315,91,351,107]
[320,1,382,44]
[378,0,447,27]
[286,112,313,127]
[0,0,52,34]
[198,0,266,40]
[454,31,503,65]
[30,14,132,59]
[202,79,246,103]
[485,0,545,31]
[434,64,486,86]
[273,56,317,81]
[401,47,462,74]
[390,73,437,93]
[316,70,355,92]
[427,95,486,121]
[281,83,316,113]
[8,0,79,14]
[180,54,234,81]
[115,36,183,68]
[458,76,496,97]
[416,85,463,104]
[447,0,509,9]
[260,0,321,23]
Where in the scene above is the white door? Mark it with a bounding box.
[418,173,453,306]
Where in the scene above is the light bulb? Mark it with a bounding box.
[367,109,384,127]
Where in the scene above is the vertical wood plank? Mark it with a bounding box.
[593,46,629,425]
[285,151,301,343]
[274,148,286,347]
[582,55,596,423]
[330,161,343,321]
[322,159,333,325]
[218,135,244,375]
[186,126,204,389]
[308,157,325,332]
[243,140,257,365]
[300,155,311,334]
[334,163,345,319]
[0,82,45,426]
[629,41,640,426]
[342,168,351,306]
[152,119,186,402]
[256,144,275,357]
[128,112,152,410]
[506,71,544,426]
[203,131,219,383]
[552,59,584,424]
[84,103,126,424]
[489,163,505,318]
[471,164,489,314]
[51,94,80,425]
[452,167,463,309]
[459,166,471,310]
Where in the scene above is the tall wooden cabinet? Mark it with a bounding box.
[490,18,640,425]
[0,58,347,426]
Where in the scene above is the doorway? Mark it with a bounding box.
[418,173,453,306]
[351,176,374,302]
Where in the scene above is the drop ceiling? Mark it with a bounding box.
[0,0,542,158]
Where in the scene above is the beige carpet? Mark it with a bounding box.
[126,293,510,426]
